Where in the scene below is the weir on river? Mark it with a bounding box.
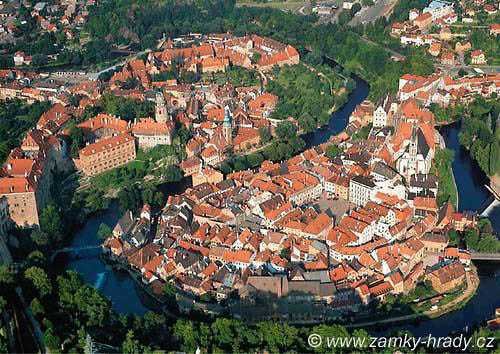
[62,70,500,333]
[481,199,500,218]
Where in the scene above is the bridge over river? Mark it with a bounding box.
[471,252,500,262]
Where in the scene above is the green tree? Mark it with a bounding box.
[164,165,183,182]
[173,319,197,352]
[30,229,49,248]
[0,265,14,288]
[24,266,52,298]
[276,121,297,141]
[298,112,316,133]
[30,297,45,317]
[122,330,142,354]
[258,127,272,144]
[39,204,64,243]
[97,223,112,240]
[326,144,343,159]
[0,296,6,312]
[31,54,48,67]
[43,327,61,351]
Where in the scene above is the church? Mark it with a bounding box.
[131,92,176,150]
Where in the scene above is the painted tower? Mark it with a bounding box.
[155,91,169,123]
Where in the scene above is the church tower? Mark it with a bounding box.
[408,123,419,178]
[155,91,169,123]
[223,105,233,145]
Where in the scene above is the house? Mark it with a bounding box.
[180,156,202,177]
[413,196,438,217]
[439,27,452,41]
[131,118,174,150]
[421,232,448,253]
[409,9,420,21]
[391,22,406,36]
[413,12,433,30]
[484,4,497,15]
[429,42,442,57]
[455,41,471,53]
[443,247,471,267]
[471,50,487,65]
[13,52,32,66]
[423,0,454,20]
[426,261,465,293]
[349,175,375,207]
[489,24,500,36]
[113,210,135,237]
[440,51,455,66]
[192,166,223,187]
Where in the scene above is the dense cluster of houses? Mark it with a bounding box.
[103,69,478,318]
[0,26,483,318]
[107,33,299,91]
[391,0,498,66]
[397,72,499,106]
[0,34,299,183]
[3,0,92,51]
[0,34,301,229]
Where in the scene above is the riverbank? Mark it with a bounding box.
[343,266,479,330]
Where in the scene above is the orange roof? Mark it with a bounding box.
[143,255,164,273]
[132,118,174,135]
[248,93,278,111]
[3,159,35,177]
[79,133,134,157]
[0,177,35,194]
[391,122,412,151]
[329,266,348,282]
[201,57,229,69]
[201,145,218,158]
[400,99,435,124]
[206,107,224,121]
[303,213,332,235]
[233,127,260,147]
[414,12,431,23]
[78,113,129,133]
[414,196,438,210]
[201,263,218,277]
[222,249,253,263]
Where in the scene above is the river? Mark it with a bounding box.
[63,74,500,333]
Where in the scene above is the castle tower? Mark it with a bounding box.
[155,91,169,123]
[223,105,233,145]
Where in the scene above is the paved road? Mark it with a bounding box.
[437,64,500,75]
[87,49,151,80]
[349,0,398,26]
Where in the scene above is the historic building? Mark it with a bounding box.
[76,134,136,176]
[349,175,375,206]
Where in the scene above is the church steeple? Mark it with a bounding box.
[223,105,233,144]
[409,123,418,158]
